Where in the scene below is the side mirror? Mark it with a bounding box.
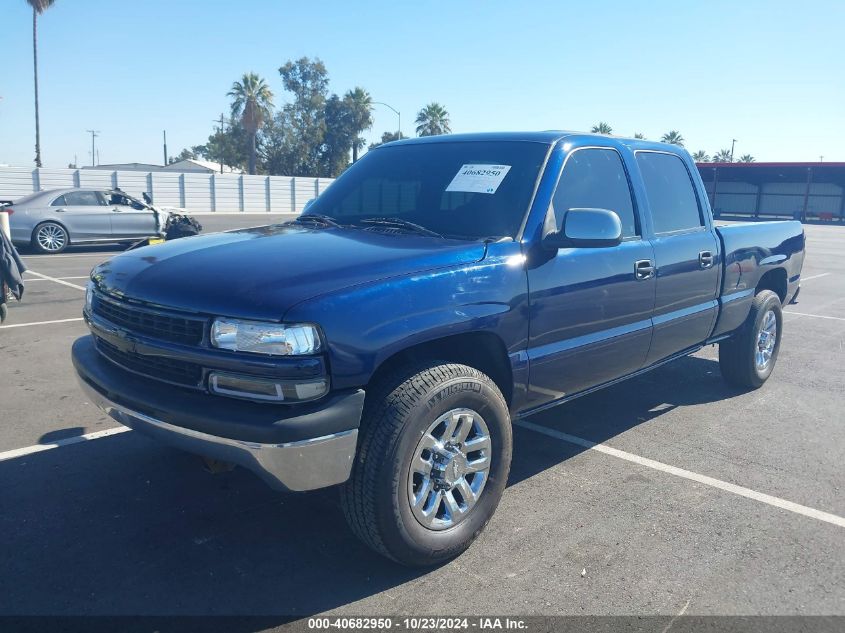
[544,208,623,249]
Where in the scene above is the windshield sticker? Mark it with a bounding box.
[446,164,512,195]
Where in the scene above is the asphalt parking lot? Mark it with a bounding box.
[0,218,843,620]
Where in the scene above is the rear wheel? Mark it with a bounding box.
[32,221,69,254]
[719,289,783,388]
[341,362,512,566]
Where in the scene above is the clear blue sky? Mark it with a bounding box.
[2,0,843,169]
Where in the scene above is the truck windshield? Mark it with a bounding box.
[305,140,550,239]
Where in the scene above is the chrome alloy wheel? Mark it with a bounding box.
[755,309,778,371]
[408,408,492,531]
[36,224,67,252]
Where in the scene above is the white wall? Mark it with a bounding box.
[0,167,334,213]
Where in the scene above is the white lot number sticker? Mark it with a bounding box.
[446,164,512,195]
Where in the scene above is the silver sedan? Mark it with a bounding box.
[7,188,164,254]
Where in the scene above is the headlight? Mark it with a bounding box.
[210,318,321,356]
[85,281,94,312]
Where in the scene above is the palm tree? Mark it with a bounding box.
[415,103,451,136]
[713,148,733,162]
[591,122,612,134]
[661,130,685,147]
[344,87,373,162]
[228,72,274,174]
[692,150,709,162]
[738,154,755,163]
[633,132,646,139]
[27,0,55,167]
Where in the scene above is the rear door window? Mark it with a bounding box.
[636,152,703,233]
[63,191,105,206]
[50,195,67,206]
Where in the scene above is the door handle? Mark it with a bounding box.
[699,250,714,269]
[634,259,655,280]
[54,208,66,213]
[112,207,122,212]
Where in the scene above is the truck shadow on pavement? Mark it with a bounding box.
[0,355,743,617]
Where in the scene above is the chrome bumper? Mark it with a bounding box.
[77,376,358,491]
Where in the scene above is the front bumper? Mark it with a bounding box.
[72,335,364,491]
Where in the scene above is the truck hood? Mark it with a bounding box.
[91,225,486,321]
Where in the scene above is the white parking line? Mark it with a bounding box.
[801,272,831,281]
[21,253,113,260]
[0,426,130,462]
[23,275,89,282]
[23,270,86,291]
[784,311,845,322]
[514,419,845,529]
[0,317,84,329]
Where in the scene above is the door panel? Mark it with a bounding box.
[646,231,720,363]
[524,146,656,410]
[56,191,112,240]
[526,241,656,407]
[634,151,720,365]
[109,204,157,237]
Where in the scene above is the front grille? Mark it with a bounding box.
[92,294,205,345]
[96,338,203,388]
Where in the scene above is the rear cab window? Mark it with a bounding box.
[635,152,703,234]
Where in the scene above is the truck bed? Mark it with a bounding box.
[711,220,805,338]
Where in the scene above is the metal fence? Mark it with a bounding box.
[0,167,334,213]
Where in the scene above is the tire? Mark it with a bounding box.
[719,289,783,389]
[31,221,69,254]
[341,362,512,566]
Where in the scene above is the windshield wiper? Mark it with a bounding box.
[359,217,443,238]
[290,213,342,228]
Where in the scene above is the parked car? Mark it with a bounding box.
[7,188,169,253]
[72,132,805,565]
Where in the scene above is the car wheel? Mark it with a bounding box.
[32,221,69,254]
[719,289,783,389]
[341,362,512,566]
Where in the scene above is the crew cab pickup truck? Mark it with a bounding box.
[73,132,805,565]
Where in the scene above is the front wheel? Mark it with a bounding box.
[341,362,512,566]
[719,289,783,388]
[32,221,69,254]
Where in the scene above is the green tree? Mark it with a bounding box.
[661,130,685,146]
[320,93,358,176]
[591,122,612,134]
[277,57,331,176]
[692,150,710,162]
[26,0,55,167]
[738,154,755,163]
[633,132,646,139]
[713,148,732,162]
[228,72,274,175]
[344,87,373,162]
[168,148,199,164]
[369,130,407,150]
[415,103,451,136]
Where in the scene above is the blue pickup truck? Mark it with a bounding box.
[73,132,805,565]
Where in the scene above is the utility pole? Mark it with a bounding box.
[163,130,168,166]
[730,139,737,163]
[216,113,225,173]
[86,129,99,166]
